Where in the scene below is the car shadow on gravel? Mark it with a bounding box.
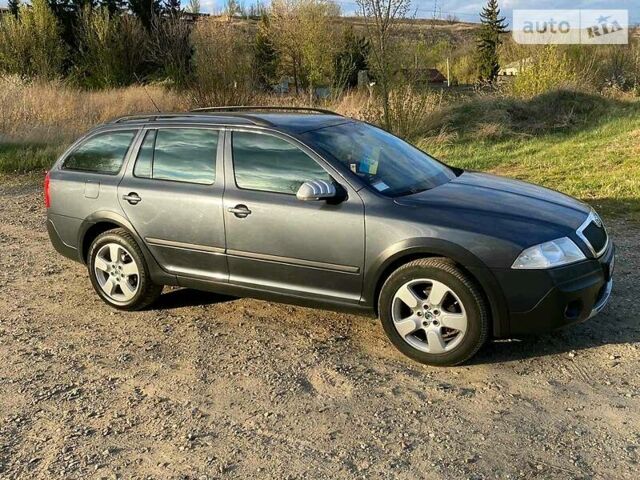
[469,310,639,364]
[152,287,236,310]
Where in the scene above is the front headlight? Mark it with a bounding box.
[512,237,586,269]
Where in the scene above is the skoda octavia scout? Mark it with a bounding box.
[45,107,615,366]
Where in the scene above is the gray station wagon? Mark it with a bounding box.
[45,107,614,366]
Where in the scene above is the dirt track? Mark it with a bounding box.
[0,174,638,479]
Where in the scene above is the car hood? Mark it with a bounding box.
[394,171,591,245]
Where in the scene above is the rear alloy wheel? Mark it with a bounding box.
[94,243,140,303]
[379,258,489,366]
[88,228,162,310]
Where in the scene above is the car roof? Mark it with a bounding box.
[109,108,353,134]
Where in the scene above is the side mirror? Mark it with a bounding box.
[296,180,337,201]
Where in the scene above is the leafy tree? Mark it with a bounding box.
[270,0,341,96]
[75,7,148,87]
[333,26,369,90]
[253,13,278,89]
[0,0,67,79]
[8,0,21,17]
[476,0,507,83]
[128,0,161,30]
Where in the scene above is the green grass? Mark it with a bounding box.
[0,142,65,174]
[422,92,640,219]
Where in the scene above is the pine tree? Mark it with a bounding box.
[100,0,127,15]
[333,26,369,89]
[8,0,21,17]
[253,13,278,90]
[129,0,161,30]
[163,0,181,17]
[476,0,507,83]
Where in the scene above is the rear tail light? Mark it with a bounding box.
[44,171,51,208]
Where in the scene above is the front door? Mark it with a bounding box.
[118,127,227,281]
[223,129,365,302]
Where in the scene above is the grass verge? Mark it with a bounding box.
[422,92,640,219]
[0,142,65,174]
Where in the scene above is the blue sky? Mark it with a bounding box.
[2,0,639,24]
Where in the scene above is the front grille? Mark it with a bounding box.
[582,221,608,254]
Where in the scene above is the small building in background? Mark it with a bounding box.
[499,58,533,77]
[273,76,295,94]
[180,12,211,23]
[397,68,448,86]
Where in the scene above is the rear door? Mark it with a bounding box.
[222,129,365,302]
[117,126,228,281]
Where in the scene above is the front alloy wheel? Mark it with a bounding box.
[392,279,468,354]
[379,258,489,366]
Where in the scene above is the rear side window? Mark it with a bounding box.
[134,128,218,185]
[63,130,136,174]
[232,131,332,194]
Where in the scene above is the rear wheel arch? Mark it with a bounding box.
[81,221,121,263]
[79,212,139,262]
[79,212,178,287]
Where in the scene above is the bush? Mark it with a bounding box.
[148,15,193,87]
[189,19,255,107]
[0,0,66,80]
[511,46,579,98]
[363,85,444,141]
[74,8,148,88]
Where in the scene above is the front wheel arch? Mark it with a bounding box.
[366,240,508,337]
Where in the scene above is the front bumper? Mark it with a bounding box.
[493,242,615,336]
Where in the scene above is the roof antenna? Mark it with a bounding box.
[135,74,161,113]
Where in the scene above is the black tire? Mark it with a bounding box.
[378,258,489,366]
[87,228,163,311]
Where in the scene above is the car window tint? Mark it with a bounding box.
[133,130,155,178]
[64,130,136,174]
[232,132,332,194]
[152,129,218,184]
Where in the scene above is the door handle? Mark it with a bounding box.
[227,204,251,218]
[122,192,141,205]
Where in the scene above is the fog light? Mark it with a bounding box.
[565,300,583,320]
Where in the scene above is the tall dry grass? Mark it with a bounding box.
[0,76,188,144]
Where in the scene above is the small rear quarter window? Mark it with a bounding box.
[63,130,136,174]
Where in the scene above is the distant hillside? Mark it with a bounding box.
[223,14,481,47]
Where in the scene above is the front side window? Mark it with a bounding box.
[134,128,218,185]
[302,122,456,197]
[64,130,136,174]
[232,131,332,195]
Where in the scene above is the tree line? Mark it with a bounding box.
[0,0,377,90]
[0,0,511,130]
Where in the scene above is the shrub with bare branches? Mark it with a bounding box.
[189,19,255,107]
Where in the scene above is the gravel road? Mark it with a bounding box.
[0,174,638,479]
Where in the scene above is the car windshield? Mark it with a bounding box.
[302,122,456,197]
